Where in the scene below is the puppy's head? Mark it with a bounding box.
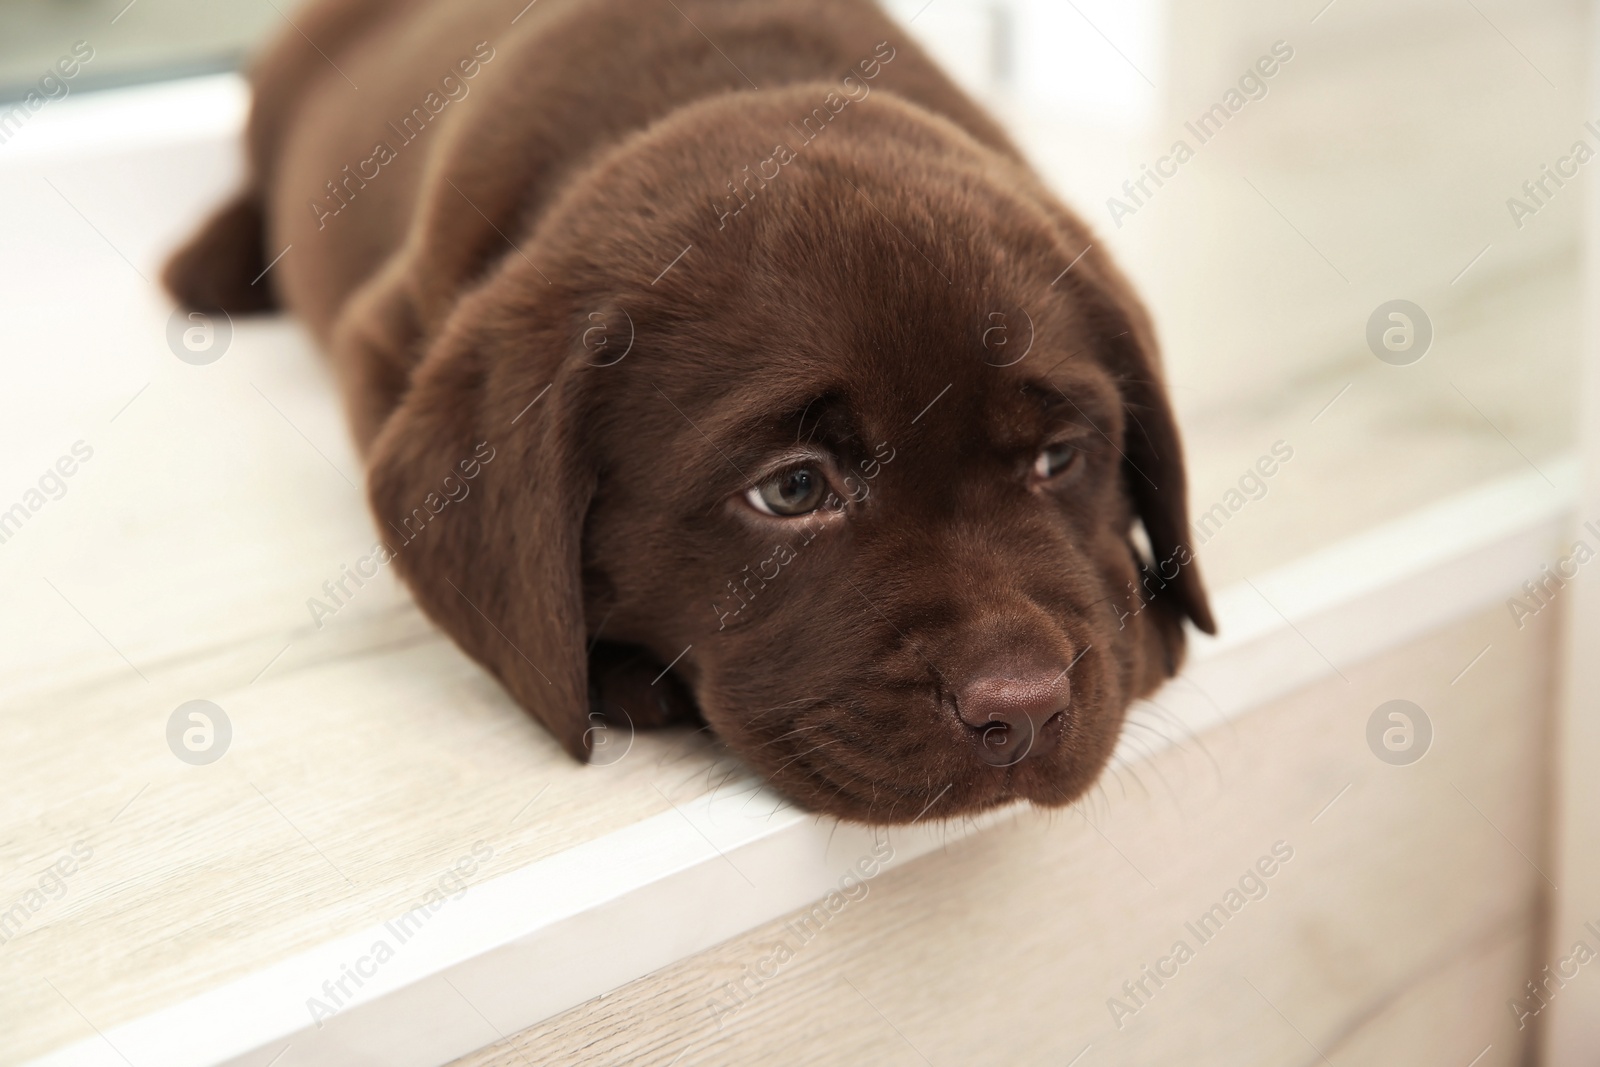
[367,88,1214,823]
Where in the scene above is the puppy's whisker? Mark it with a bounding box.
[742,695,824,724]
[1115,732,1174,804]
[825,816,843,855]
[655,729,718,771]
[754,722,830,750]
[1138,702,1205,762]
[1120,715,1178,748]
[1116,756,1157,804]
[1105,764,1131,804]
[1171,675,1239,743]
[772,738,843,776]
[1139,698,1225,788]
[1098,778,1117,819]
[743,692,823,713]
[706,764,746,802]
[666,756,730,795]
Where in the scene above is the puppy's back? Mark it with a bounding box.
[169,0,1017,337]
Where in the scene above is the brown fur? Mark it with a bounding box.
[165,0,1214,823]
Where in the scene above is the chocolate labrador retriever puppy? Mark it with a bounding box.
[165,0,1214,822]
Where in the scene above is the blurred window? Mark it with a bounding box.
[0,0,274,98]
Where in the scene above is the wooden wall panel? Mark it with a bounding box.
[450,604,1557,1067]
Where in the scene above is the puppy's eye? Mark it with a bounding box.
[746,467,827,516]
[1033,442,1080,480]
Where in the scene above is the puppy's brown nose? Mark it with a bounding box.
[956,670,1068,766]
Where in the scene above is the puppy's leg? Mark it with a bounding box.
[162,194,275,313]
[589,643,700,731]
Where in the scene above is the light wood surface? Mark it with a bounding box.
[0,302,739,1064]
[450,604,1557,1067]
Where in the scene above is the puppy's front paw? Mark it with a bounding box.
[588,644,698,731]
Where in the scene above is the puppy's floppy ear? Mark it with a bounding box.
[1031,195,1214,635]
[1074,253,1217,637]
[1114,330,1217,635]
[364,285,598,759]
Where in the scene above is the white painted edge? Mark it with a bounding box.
[14,75,1586,1067]
[1124,455,1582,763]
[27,782,1005,1067]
